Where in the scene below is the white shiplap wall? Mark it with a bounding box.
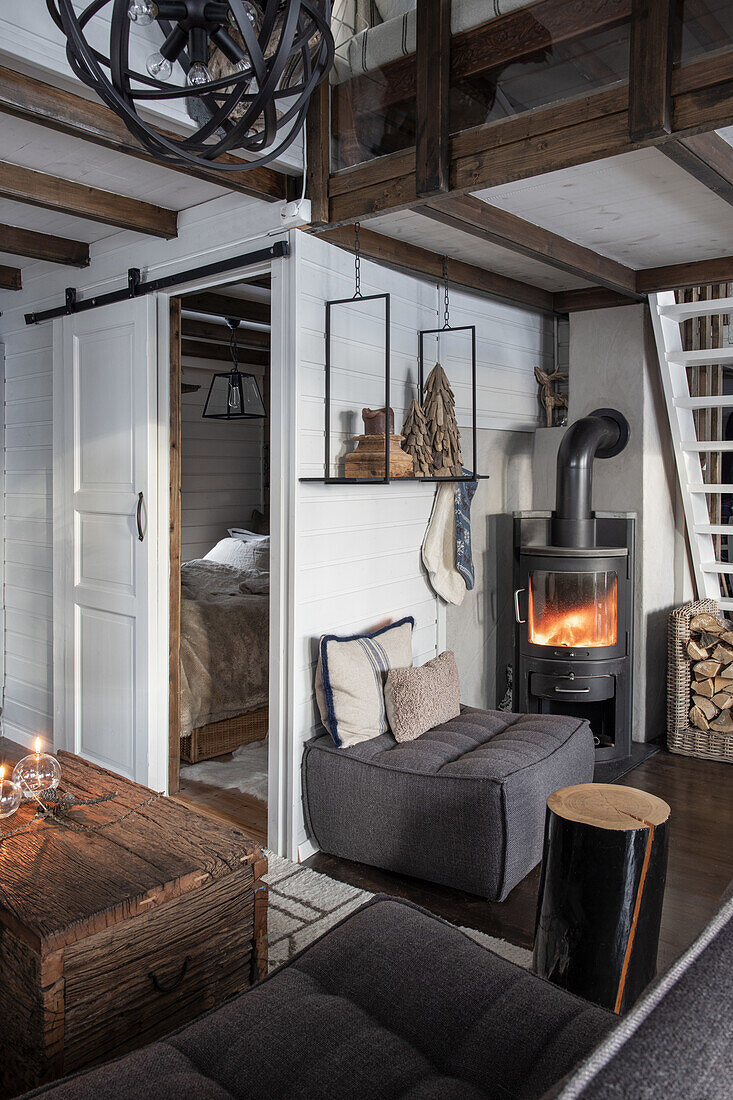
[2,321,54,745]
[290,232,550,858]
[180,361,265,562]
[0,191,297,750]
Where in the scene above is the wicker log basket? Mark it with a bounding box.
[668,600,733,763]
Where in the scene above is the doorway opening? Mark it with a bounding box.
[168,272,271,843]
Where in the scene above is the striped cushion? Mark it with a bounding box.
[316,617,414,747]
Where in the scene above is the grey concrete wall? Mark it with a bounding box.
[533,304,685,741]
[446,428,534,709]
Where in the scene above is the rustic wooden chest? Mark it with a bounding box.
[0,752,267,1098]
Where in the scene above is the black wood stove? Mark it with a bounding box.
[513,409,635,764]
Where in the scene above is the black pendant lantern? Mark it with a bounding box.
[202,318,266,419]
[46,0,334,173]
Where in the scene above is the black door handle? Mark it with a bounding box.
[136,491,145,542]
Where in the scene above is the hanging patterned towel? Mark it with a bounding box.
[454,469,479,591]
[422,482,466,605]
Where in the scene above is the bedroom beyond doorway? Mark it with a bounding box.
[169,273,272,844]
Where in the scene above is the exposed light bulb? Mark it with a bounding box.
[229,1,262,33]
[187,62,213,88]
[127,0,158,25]
[146,50,172,79]
[228,381,242,411]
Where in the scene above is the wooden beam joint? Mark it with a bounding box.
[416,0,451,197]
[629,0,675,140]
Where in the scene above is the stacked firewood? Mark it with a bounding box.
[688,612,733,734]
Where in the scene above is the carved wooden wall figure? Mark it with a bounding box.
[534,365,568,428]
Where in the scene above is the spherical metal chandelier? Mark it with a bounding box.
[46,0,334,172]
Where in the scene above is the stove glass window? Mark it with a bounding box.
[528,570,618,648]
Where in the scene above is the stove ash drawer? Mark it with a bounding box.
[530,673,615,702]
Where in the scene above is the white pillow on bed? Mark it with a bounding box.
[205,537,270,574]
[228,527,269,542]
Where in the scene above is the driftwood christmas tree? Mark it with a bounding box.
[401,398,432,476]
[423,363,463,476]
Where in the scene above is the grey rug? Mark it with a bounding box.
[264,852,533,972]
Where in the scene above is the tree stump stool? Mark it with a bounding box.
[533,783,670,1014]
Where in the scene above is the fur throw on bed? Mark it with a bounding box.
[180,560,269,737]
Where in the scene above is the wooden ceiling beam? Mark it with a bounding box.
[181,339,269,367]
[315,224,555,313]
[420,195,640,296]
[553,287,639,312]
[0,161,178,238]
[0,65,286,202]
[636,256,733,293]
[660,132,733,206]
[0,264,21,291]
[181,317,270,348]
[183,292,270,325]
[0,223,90,267]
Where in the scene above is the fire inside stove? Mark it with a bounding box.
[528,569,618,648]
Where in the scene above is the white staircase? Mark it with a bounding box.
[650,290,733,610]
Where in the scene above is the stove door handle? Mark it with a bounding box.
[514,588,526,624]
[554,686,591,693]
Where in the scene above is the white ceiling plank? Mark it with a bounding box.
[471,147,733,270]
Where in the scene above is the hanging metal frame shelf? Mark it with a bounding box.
[300,245,487,485]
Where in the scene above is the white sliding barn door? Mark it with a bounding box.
[54,298,159,786]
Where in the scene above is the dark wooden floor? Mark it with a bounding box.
[307,750,733,975]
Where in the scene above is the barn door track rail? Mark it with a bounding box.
[24,240,289,325]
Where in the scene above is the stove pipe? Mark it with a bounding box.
[551,407,630,548]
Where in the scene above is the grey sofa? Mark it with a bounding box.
[20,889,732,1099]
[303,707,595,900]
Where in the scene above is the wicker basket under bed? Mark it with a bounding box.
[180,707,268,764]
[668,599,733,764]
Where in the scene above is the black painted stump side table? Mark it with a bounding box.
[533,782,670,1014]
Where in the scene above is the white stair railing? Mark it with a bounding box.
[649,290,733,609]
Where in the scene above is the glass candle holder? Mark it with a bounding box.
[0,765,21,818]
[12,738,61,800]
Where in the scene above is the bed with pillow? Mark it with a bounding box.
[180,532,270,763]
[333,0,535,82]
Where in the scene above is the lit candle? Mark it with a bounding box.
[12,738,61,799]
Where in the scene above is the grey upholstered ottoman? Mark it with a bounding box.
[302,706,594,900]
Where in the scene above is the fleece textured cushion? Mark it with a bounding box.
[385,650,460,742]
[205,536,269,574]
[315,617,413,748]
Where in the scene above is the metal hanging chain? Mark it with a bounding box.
[442,255,451,329]
[354,222,362,299]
